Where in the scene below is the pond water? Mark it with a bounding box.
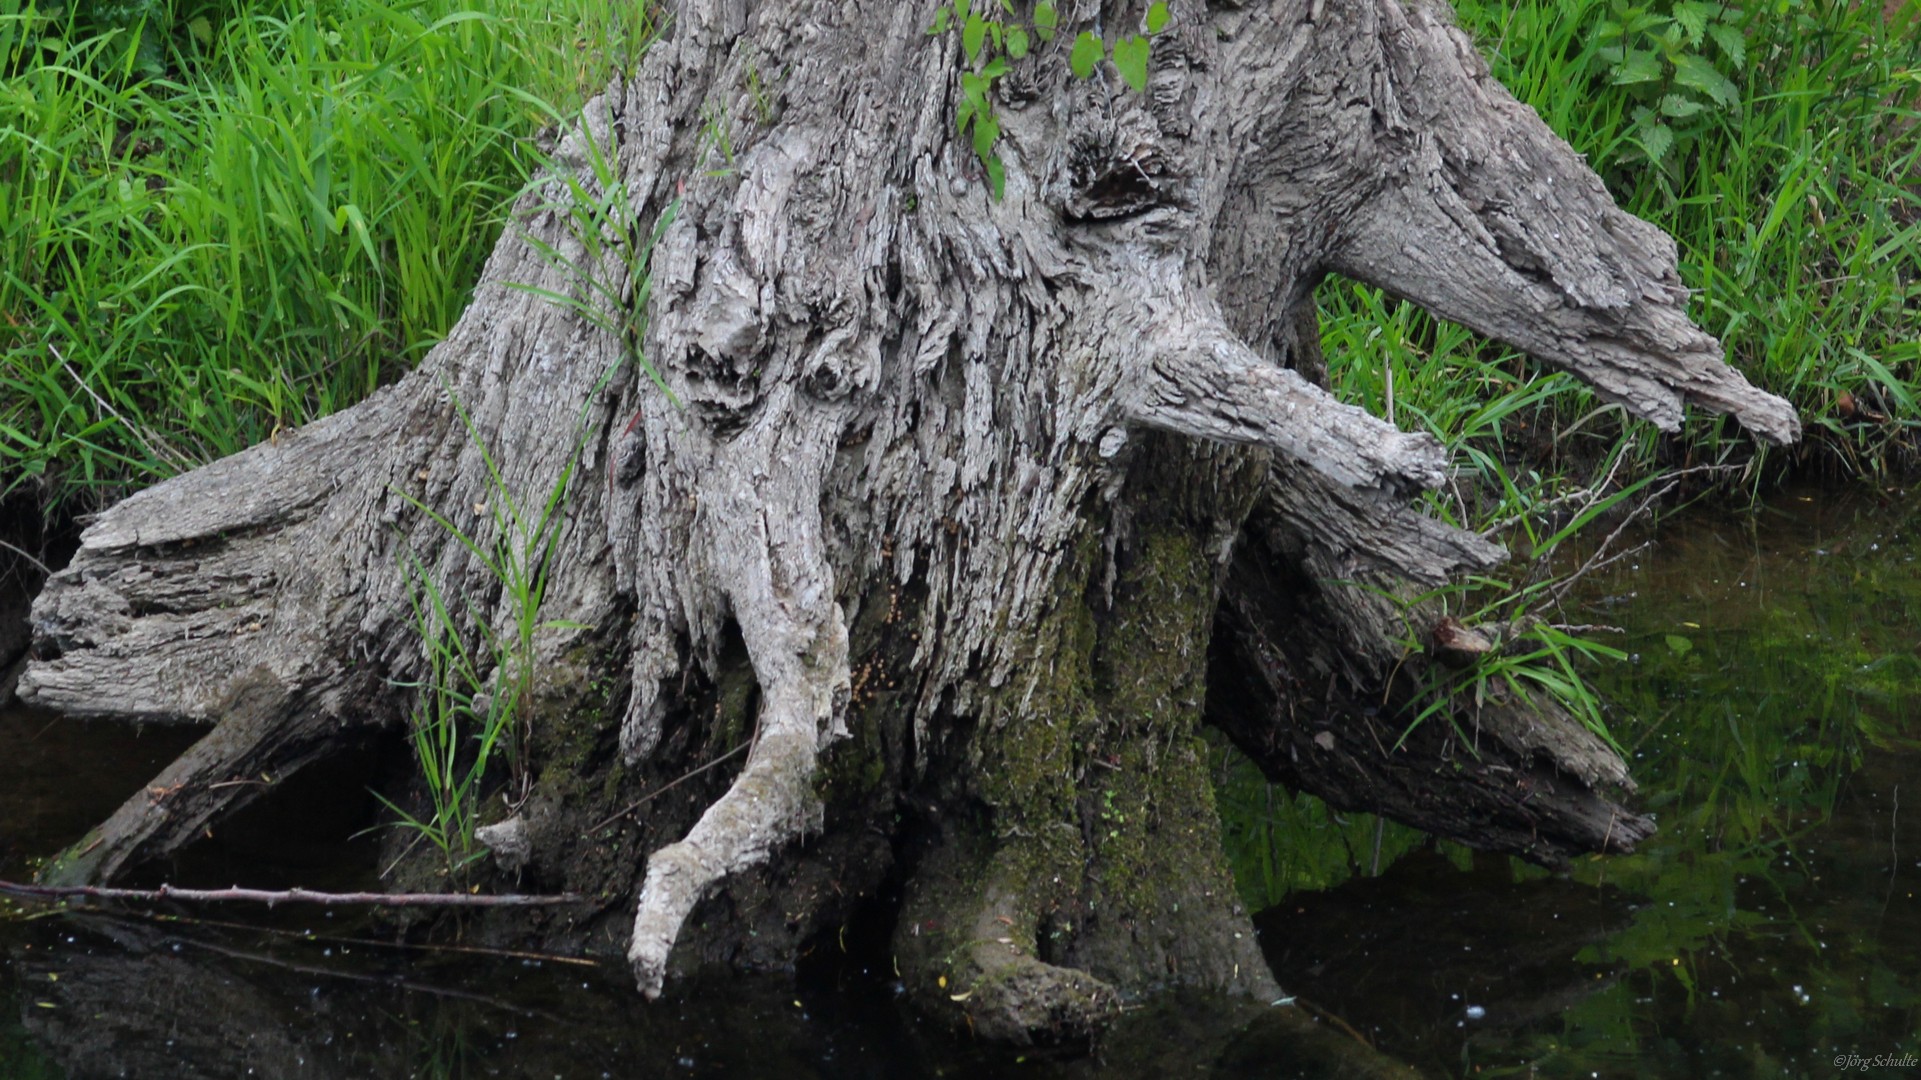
[3,484,1918,1078]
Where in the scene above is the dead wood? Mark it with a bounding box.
[18,0,1794,1047]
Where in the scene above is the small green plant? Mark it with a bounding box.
[507,107,680,406]
[926,0,1171,198]
[1393,581,1631,754]
[1587,2,1746,183]
[1378,458,1668,755]
[376,391,589,879]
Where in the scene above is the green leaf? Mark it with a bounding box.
[984,153,1006,200]
[1637,118,1675,162]
[1672,52,1739,107]
[1112,33,1150,91]
[1069,31,1103,79]
[1664,633,1693,656]
[1006,24,1029,58]
[1034,1,1058,33]
[1611,48,1663,85]
[1146,1,1170,33]
[1707,23,1745,69]
[961,71,989,112]
[1671,0,1717,43]
[971,110,1001,159]
[963,13,987,64]
[1659,92,1707,118]
[981,56,1008,79]
[927,6,950,35]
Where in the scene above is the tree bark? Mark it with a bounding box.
[18,0,1794,1046]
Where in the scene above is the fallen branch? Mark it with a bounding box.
[0,879,583,908]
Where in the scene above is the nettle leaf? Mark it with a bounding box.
[1006,24,1029,59]
[1659,92,1707,118]
[1611,48,1663,85]
[1145,1,1170,33]
[1069,31,1103,79]
[1672,52,1739,107]
[1112,34,1150,91]
[1671,0,1718,43]
[1707,23,1745,69]
[963,13,988,64]
[1637,117,1675,162]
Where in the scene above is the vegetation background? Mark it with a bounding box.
[2,0,1914,518]
[0,3,1915,1073]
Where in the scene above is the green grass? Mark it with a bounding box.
[1322,0,1921,499]
[375,386,591,879]
[5,0,1914,512]
[0,0,648,508]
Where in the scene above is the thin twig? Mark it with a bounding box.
[0,880,583,908]
[1480,446,1630,539]
[1544,478,1675,610]
[149,930,561,1019]
[587,740,750,834]
[118,909,602,968]
[53,343,195,474]
[0,537,51,576]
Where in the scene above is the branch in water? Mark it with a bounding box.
[0,880,583,908]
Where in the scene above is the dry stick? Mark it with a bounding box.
[121,909,601,969]
[587,739,751,834]
[147,929,563,1019]
[0,880,583,908]
[0,537,51,576]
[52,343,197,475]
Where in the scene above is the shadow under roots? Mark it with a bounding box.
[134,733,398,895]
[0,493,76,702]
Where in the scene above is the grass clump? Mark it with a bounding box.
[0,0,649,507]
[378,391,586,879]
[1323,0,1921,494]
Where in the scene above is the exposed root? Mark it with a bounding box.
[626,725,821,997]
[1117,264,1447,499]
[627,475,851,997]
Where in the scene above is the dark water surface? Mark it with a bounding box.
[4,485,1918,1078]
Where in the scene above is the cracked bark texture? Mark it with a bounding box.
[19,0,1793,1047]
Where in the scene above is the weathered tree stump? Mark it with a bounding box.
[19,0,1794,1045]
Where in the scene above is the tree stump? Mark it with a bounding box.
[19,0,1794,1045]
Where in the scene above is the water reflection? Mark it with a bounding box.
[1251,485,1921,1076]
[5,486,1919,1077]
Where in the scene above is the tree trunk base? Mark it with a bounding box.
[16,0,1797,1050]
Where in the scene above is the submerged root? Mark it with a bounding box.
[940,883,1123,1045]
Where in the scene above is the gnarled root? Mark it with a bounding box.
[625,468,852,996]
[626,724,822,997]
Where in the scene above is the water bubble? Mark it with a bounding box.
[1465,1005,1487,1020]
